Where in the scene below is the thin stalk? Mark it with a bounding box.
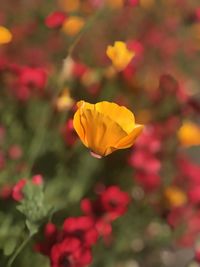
[7,233,33,267]
[67,7,106,58]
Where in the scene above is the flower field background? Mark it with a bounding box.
[0,0,200,267]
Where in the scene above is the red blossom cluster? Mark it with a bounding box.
[128,126,161,192]
[176,156,200,205]
[166,156,200,248]
[81,185,130,242]
[35,185,130,267]
[14,66,47,101]
[1,63,47,101]
[12,175,43,201]
[0,174,43,201]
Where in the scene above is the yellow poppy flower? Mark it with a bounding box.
[164,186,187,208]
[178,121,200,147]
[62,16,85,36]
[0,26,12,44]
[106,41,135,71]
[73,100,144,158]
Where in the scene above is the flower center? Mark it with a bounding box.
[59,255,71,267]
[109,200,118,208]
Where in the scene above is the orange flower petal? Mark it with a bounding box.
[73,108,88,147]
[115,124,144,149]
[80,108,127,156]
[95,101,135,133]
[0,26,12,44]
[77,101,135,133]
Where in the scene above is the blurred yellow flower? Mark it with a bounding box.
[164,186,187,208]
[73,100,143,158]
[0,26,12,44]
[178,121,200,147]
[81,70,99,87]
[62,16,85,36]
[58,0,80,12]
[106,41,135,71]
[55,88,74,111]
[106,0,124,9]
[104,66,117,79]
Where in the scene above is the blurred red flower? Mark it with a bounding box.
[63,216,98,246]
[45,11,66,29]
[19,67,47,90]
[51,237,92,267]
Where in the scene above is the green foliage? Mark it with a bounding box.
[17,182,51,234]
[0,212,24,256]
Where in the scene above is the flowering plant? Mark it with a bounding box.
[0,1,200,267]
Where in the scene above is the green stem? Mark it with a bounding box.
[23,104,50,178]
[58,7,106,90]
[7,234,33,267]
[67,7,106,58]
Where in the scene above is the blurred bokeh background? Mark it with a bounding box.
[0,1,200,267]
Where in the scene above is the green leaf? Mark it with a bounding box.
[16,181,51,228]
[3,238,17,256]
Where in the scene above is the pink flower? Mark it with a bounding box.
[135,172,161,192]
[32,174,43,185]
[128,127,161,175]
[129,150,161,173]
[134,127,161,153]
[167,206,200,247]
[177,156,200,187]
[126,0,139,7]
